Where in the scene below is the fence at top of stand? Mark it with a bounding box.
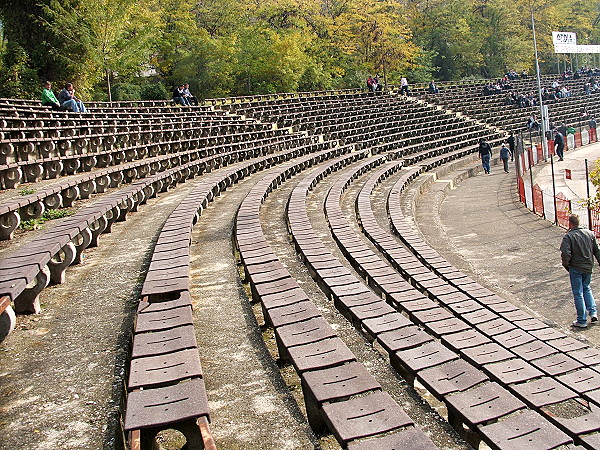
[516,127,600,236]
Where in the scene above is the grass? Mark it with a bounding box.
[19,187,36,196]
[19,208,74,231]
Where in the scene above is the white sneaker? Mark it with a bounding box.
[572,321,588,328]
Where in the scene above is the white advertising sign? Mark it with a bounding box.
[552,33,600,54]
[552,31,577,46]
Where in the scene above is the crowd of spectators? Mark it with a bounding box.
[483,79,513,95]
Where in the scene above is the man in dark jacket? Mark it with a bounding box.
[478,138,493,174]
[553,129,565,161]
[507,131,516,161]
[560,214,600,327]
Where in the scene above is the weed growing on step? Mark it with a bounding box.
[19,187,36,196]
[19,209,74,230]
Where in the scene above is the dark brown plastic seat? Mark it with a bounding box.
[568,347,600,366]
[483,358,544,384]
[349,301,396,322]
[131,325,198,358]
[266,300,321,328]
[135,305,194,333]
[321,391,413,445]
[417,359,488,399]
[558,368,600,394]
[346,427,437,449]
[427,318,471,337]
[461,343,514,367]
[124,378,210,431]
[392,341,459,380]
[288,337,356,373]
[445,382,525,428]
[361,312,412,338]
[530,353,584,376]
[476,318,517,337]
[302,361,380,404]
[512,377,577,408]
[274,316,337,358]
[442,329,491,350]
[377,326,434,353]
[129,348,203,389]
[260,287,308,310]
[548,336,589,353]
[301,361,382,431]
[510,341,558,361]
[478,410,572,450]
[492,329,535,348]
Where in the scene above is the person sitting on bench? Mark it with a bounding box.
[40,81,61,110]
[173,85,190,106]
[57,83,87,112]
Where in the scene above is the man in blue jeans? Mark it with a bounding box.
[478,138,492,174]
[560,214,600,328]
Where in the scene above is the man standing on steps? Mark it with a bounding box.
[478,138,493,174]
[560,214,600,328]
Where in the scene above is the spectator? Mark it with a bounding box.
[588,116,597,130]
[400,77,409,95]
[373,75,383,92]
[366,76,373,91]
[57,83,86,113]
[428,80,439,94]
[183,83,197,106]
[560,214,599,328]
[499,143,511,173]
[173,84,190,106]
[507,131,516,162]
[40,81,61,110]
[558,122,568,137]
[553,129,565,161]
[478,138,493,174]
[526,114,539,131]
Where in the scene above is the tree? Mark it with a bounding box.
[41,0,160,98]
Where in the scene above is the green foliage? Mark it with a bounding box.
[140,83,168,100]
[19,187,36,196]
[0,42,40,98]
[43,208,73,220]
[19,208,73,230]
[2,0,600,97]
[111,83,141,101]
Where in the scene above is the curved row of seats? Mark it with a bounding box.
[416,75,600,135]
[0,130,336,339]
[235,148,438,448]
[348,157,600,448]
[2,83,598,448]
[282,147,572,448]
[0,117,279,189]
[0,130,310,240]
[123,142,349,449]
